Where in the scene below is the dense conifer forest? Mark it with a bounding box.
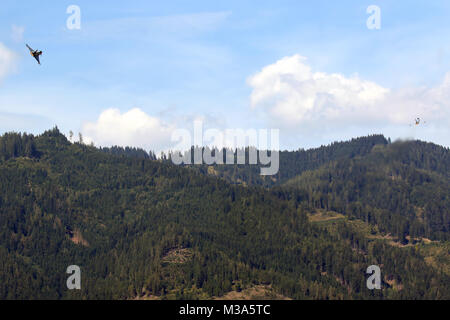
[0,128,448,299]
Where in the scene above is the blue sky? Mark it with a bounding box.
[1,0,449,151]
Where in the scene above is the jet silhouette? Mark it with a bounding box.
[26,44,43,65]
[410,117,426,127]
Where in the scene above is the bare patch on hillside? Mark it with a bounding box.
[207,166,219,176]
[215,285,291,300]
[385,275,403,291]
[308,210,345,223]
[132,295,160,300]
[67,229,89,247]
[162,247,193,264]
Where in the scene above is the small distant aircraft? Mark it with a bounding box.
[410,117,426,127]
[26,44,43,65]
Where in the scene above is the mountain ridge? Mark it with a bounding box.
[0,128,448,300]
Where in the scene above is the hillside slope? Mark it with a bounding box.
[281,141,449,242]
[0,128,448,299]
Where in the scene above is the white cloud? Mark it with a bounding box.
[0,43,18,83]
[11,25,25,43]
[82,108,177,153]
[247,55,450,133]
[81,107,262,153]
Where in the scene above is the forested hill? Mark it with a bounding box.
[190,136,449,242]
[185,134,391,187]
[0,128,449,300]
[280,140,449,241]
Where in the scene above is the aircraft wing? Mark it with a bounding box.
[26,44,34,52]
[34,55,41,65]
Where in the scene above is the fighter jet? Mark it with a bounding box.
[26,44,43,65]
[410,117,426,127]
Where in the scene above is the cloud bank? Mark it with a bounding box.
[82,108,176,153]
[248,55,450,133]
